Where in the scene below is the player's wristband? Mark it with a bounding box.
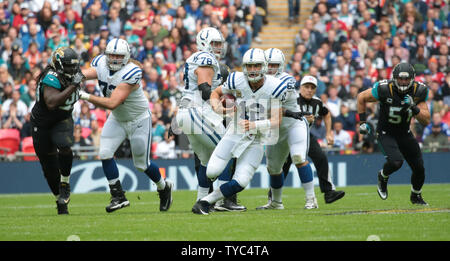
[79,91,90,101]
[411,106,420,116]
[254,119,271,130]
[358,112,367,122]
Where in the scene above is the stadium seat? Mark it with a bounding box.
[21,136,38,161]
[81,127,92,139]
[0,129,21,156]
[93,109,106,128]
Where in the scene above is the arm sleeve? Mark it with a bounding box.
[371,82,380,100]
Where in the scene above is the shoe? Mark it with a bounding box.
[158,180,173,211]
[305,196,318,209]
[56,201,68,215]
[410,192,428,206]
[106,180,130,213]
[214,196,247,212]
[324,190,345,204]
[256,200,284,210]
[192,200,210,215]
[377,170,388,200]
[57,182,70,215]
[254,37,262,43]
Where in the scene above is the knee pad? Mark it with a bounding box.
[130,136,147,158]
[267,164,282,176]
[99,147,115,160]
[233,164,255,188]
[388,160,404,171]
[206,154,228,180]
[291,154,306,165]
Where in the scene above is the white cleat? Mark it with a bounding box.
[256,200,284,210]
[304,196,319,209]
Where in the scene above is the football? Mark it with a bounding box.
[221,93,236,108]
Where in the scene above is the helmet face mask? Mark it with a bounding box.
[393,62,415,94]
[243,48,267,83]
[105,38,131,71]
[196,27,225,60]
[264,48,285,76]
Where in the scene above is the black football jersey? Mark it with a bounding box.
[298,95,329,126]
[372,79,428,134]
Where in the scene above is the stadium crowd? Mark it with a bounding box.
[0,0,449,161]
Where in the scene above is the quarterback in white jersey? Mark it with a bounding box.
[256,48,318,210]
[79,38,173,213]
[192,48,286,215]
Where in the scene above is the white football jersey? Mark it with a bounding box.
[222,72,286,141]
[275,72,300,127]
[91,55,148,121]
[181,51,222,107]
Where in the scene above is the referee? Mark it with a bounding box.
[281,76,345,204]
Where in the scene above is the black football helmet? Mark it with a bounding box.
[392,62,415,94]
[50,47,80,82]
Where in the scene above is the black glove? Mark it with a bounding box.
[72,70,86,86]
[284,110,307,120]
[219,63,230,85]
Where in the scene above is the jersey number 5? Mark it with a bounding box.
[388,107,412,124]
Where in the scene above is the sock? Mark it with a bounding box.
[380,169,388,179]
[144,162,166,190]
[197,165,211,188]
[218,160,232,181]
[60,175,70,184]
[302,181,315,198]
[270,174,284,203]
[297,164,313,183]
[202,188,224,204]
[197,187,210,201]
[108,178,119,186]
[102,158,119,182]
[219,179,244,198]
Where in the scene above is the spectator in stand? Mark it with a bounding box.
[107,7,122,38]
[155,129,177,159]
[145,22,169,48]
[23,42,41,70]
[75,102,97,129]
[423,123,450,152]
[83,3,105,36]
[92,25,112,47]
[151,112,165,144]
[161,74,182,107]
[0,65,14,93]
[336,103,356,132]
[1,101,24,131]
[310,117,327,145]
[422,112,450,143]
[160,36,182,64]
[332,120,352,150]
[326,86,342,118]
[72,124,92,160]
[175,5,196,36]
[0,81,13,104]
[428,57,445,86]
[8,53,29,83]
[160,96,175,126]
[20,78,36,108]
[89,119,102,150]
[144,67,163,102]
[21,22,46,53]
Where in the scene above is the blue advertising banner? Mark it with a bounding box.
[0,152,449,194]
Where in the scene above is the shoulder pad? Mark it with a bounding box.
[413,81,429,102]
[225,71,245,90]
[191,52,217,68]
[279,73,296,91]
[122,64,142,85]
[91,54,104,68]
[375,80,393,100]
[272,75,292,98]
[42,72,61,90]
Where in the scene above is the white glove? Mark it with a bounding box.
[79,90,90,100]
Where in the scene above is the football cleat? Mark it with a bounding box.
[305,196,318,209]
[410,192,428,206]
[214,197,247,212]
[57,182,70,215]
[158,180,173,212]
[106,180,130,213]
[256,200,284,210]
[324,190,345,204]
[192,200,210,215]
[377,170,389,200]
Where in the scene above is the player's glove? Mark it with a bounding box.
[359,122,372,135]
[72,71,86,86]
[79,90,90,100]
[402,94,420,115]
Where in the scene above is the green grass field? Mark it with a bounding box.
[0,184,449,241]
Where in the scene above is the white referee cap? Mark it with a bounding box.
[300,75,318,87]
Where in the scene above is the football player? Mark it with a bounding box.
[174,27,245,212]
[31,47,83,214]
[357,62,430,205]
[79,38,173,213]
[256,48,318,210]
[192,48,286,215]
